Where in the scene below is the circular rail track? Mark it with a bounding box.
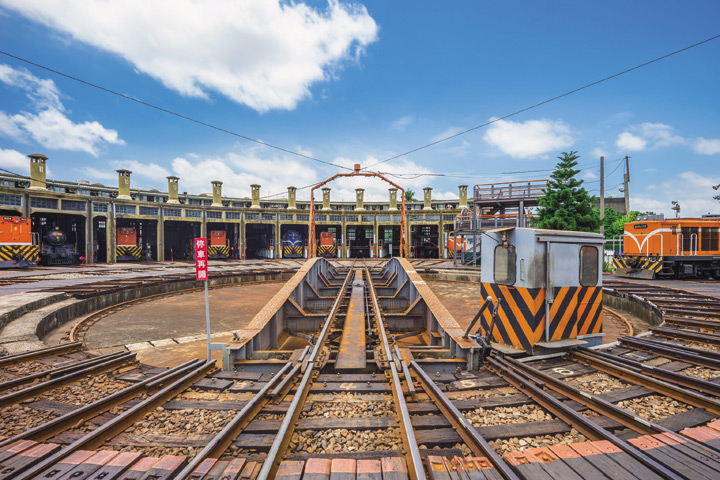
[0,273,719,478]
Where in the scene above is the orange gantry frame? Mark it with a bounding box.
[309,164,408,258]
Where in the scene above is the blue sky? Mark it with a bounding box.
[0,1,719,216]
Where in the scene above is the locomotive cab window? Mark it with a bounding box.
[580,246,598,286]
[494,245,516,285]
[701,227,719,252]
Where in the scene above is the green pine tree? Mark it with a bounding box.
[534,151,601,232]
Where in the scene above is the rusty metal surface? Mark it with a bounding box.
[396,257,479,350]
[336,269,367,370]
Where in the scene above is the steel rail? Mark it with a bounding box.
[394,345,416,400]
[0,351,136,409]
[0,341,82,367]
[570,350,720,415]
[500,355,720,460]
[664,315,720,331]
[488,355,682,480]
[0,359,201,449]
[174,359,300,479]
[270,345,311,399]
[653,326,720,346]
[0,350,129,393]
[256,264,356,480]
[365,264,426,480]
[410,360,520,480]
[578,346,720,397]
[620,336,720,369]
[15,360,216,480]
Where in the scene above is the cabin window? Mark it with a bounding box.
[494,245,516,285]
[580,246,598,286]
[701,227,719,252]
[682,227,699,252]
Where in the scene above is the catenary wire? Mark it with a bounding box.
[363,34,720,170]
[0,50,352,172]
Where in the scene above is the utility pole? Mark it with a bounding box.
[600,156,605,236]
[623,156,630,215]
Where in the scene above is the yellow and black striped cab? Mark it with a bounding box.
[479,227,604,353]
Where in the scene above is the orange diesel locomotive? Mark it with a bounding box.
[208,230,230,259]
[317,232,336,258]
[0,216,39,267]
[614,217,720,279]
[116,227,142,261]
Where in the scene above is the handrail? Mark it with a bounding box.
[473,178,549,187]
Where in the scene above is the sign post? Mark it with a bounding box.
[194,238,211,362]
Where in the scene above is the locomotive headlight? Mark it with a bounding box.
[501,232,509,248]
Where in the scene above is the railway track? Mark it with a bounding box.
[0,271,719,478]
[604,279,720,351]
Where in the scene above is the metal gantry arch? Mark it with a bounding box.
[309,164,408,258]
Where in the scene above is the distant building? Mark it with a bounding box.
[592,197,627,216]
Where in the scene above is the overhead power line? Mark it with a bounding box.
[0,50,352,172]
[364,34,720,170]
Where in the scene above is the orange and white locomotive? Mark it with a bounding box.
[614,217,720,279]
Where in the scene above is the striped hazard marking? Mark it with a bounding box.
[549,286,602,341]
[116,245,141,259]
[208,245,230,257]
[0,244,39,263]
[480,282,545,351]
[283,245,303,257]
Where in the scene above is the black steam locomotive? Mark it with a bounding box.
[40,228,80,265]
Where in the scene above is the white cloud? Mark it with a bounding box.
[0,64,123,156]
[616,122,685,152]
[616,132,646,151]
[583,171,598,180]
[110,159,170,180]
[170,152,320,199]
[1,0,378,112]
[82,167,117,182]
[431,127,464,143]
[633,170,720,218]
[327,156,441,202]
[0,147,30,174]
[0,64,63,111]
[390,116,414,132]
[693,137,720,155]
[590,147,607,159]
[638,123,685,148]
[2,109,124,156]
[483,119,573,158]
